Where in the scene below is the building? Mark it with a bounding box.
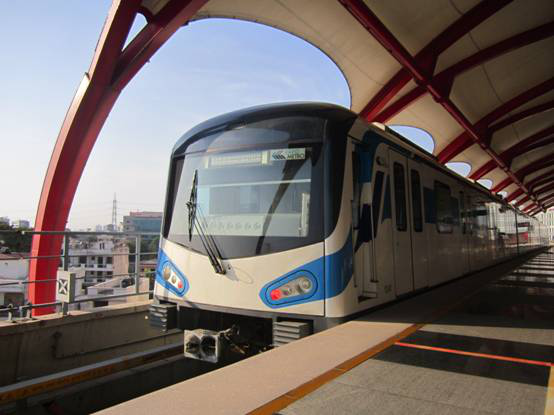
[63,237,118,285]
[537,209,554,242]
[105,224,116,232]
[0,252,28,306]
[12,220,30,229]
[122,211,162,234]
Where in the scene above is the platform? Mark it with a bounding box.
[95,248,553,415]
[281,250,554,415]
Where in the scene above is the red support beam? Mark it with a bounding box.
[506,188,524,203]
[538,197,554,210]
[509,137,554,162]
[478,77,554,136]
[340,0,545,209]
[340,0,513,120]
[508,173,554,204]
[514,152,554,181]
[438,77,554,163]
[437,133,475,164]
[489,99,554,133]
[535,183,554,199]
[540,202,554,210]
[491,177,514,193]
[375,21,554,123]
[373,85,426,123]
[527,169,554,191]
[470,159,497,180]
[515,195,530,207]
[524,202,538,213]
[472,125,554,179]
[29,0,207,315]
[501,126,554,163]
[530,177,554,194]
[28,0,141,314]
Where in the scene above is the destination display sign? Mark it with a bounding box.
[269,148,306,161]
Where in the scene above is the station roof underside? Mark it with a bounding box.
[140,0,554,214]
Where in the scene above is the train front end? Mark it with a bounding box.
[151,104,355,362]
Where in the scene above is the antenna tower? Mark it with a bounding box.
[112,193,117,231]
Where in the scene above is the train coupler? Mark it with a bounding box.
[184,325,248,363]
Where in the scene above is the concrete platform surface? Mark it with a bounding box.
[282,251,554,415]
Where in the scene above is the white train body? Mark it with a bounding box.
[151,103,547,351]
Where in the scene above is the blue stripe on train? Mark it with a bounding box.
[260,233,353,309]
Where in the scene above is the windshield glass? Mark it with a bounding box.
[165,143,323,258]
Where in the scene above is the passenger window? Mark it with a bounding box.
[435,181,453,233]
[372,171,384,236]
[352,151,361,229]
[460,191,466,234]
[393,162,407,231]
[411,170,423,232]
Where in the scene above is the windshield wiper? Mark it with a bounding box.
[186,170,226,275]
[187,170,199,241]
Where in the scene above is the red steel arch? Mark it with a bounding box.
[29,0,207,315]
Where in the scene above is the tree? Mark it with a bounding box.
[0,224,33,253]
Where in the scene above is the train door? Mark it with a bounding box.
[407,161,428,290]
[389,150,414,296]
[351,139,374,299]
[460,190,471,274]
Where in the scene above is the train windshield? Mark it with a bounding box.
[165,118,324,258]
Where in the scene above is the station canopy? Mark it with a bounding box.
[140,0,554,214]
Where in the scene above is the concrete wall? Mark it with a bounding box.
[0,301,181,386]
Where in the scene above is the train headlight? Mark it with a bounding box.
[297,277,312,293]
[156,253,189,297]
[162,264,171,281]
[267,273,316,304]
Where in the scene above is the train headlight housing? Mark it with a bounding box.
[162,264,171,281]
[267,272,317,305]
[156,251,189,297]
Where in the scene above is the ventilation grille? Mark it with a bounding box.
[148,303,177,332]
[273,321,311,347]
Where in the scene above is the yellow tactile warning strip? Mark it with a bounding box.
[546,368,554,415]
[248,322,425,415]
[247,282,487,415]
[0,344,182,405]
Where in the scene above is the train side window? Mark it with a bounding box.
[460,191,466,234]
[352,150,361,229]
[372,171,384,234]
[435,181,453,233]
[393,162,407,231]
[410,169,423,232]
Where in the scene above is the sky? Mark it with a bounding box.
[1,2,438,230]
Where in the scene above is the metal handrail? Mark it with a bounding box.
[0,252,159,261]
[0,291,153,317]
[0,270,157,287]
[0,229,160,321]
[0,230,158,236]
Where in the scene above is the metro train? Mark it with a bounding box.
[149,103,547,362]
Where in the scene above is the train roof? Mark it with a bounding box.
[171,102,535,219]
[172,102,357,154]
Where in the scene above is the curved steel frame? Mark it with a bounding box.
[339,0,553,211]
[31,0,553,313]
[29,0,207,315]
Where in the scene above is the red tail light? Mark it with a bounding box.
[270,289,282,300]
